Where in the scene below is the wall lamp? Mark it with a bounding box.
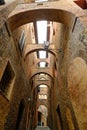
[44,41,63,56]
[28,97,32,102]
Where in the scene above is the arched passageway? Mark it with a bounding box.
[38,105,48,126]
[0,1,86,130]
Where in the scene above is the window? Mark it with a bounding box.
[0,61,15,99]
[19,31,25,51]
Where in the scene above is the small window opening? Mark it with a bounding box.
[0,61,15,99]
[19,31,25,52]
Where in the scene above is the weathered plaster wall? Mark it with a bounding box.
[67,17,87,130]
[51,7,87,130]
[52,22,65,49]
[0,22,30,130]
[12,24,37,78]
[59,14,87,130]
[68,57,87,130]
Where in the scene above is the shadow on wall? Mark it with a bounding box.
[15,99,25,130]
[56,105,63,130]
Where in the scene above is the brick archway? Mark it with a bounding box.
[30,62,54,79]
[8,1,83,31]
[24,44,57,60]
[30,70,53,80]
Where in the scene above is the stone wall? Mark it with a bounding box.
[58,14,87,130]
[0,22,31,130]
[67,17,87,130]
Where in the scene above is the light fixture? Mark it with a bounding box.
[28,97,31,102]
[43,41,63,56]
[44,41,50,50]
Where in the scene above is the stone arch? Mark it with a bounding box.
[30,71,53,80]
[35,58,50,66]
[33,83,50,93]
[8,6,79,31]
[24,47,56,60]
[38,105,48,126]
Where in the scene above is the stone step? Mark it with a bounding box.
[35,126,50,130]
